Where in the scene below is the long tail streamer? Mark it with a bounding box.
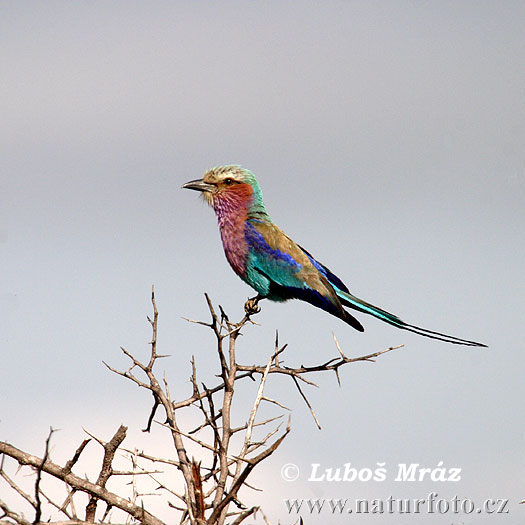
[336,289,486,347]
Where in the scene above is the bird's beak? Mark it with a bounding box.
[182,178,215,193]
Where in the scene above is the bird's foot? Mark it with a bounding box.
[244,296,261,316]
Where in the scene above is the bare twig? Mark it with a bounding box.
[85,425,127,522]
[63,439,90,475]
[33,428,55,525]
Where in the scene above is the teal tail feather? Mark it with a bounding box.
[336,289,487,347]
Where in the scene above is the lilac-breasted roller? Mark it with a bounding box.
[183,166,485,347]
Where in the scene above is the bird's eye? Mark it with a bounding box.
[224,178,234,185]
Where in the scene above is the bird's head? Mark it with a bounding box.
[183,166,268,219]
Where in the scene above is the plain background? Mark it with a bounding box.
[2,2,524,523]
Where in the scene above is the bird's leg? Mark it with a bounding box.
[244,295,262,316]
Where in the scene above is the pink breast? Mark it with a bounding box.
[214,186,252,277]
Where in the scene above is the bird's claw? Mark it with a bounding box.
[244,297,261,316]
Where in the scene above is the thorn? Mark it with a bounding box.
[335,368,341,387]
[333,332,347,359]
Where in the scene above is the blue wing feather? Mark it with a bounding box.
[298,244,350,293]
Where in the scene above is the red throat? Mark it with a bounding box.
[213,183,253,225]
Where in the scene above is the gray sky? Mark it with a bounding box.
[2,2,524,523]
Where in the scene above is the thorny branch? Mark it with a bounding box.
[0,436,163,525]
[185,295,402,429]
[84,425,127,522]
[0,289,401,525]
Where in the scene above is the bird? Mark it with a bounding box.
[183,165,486,347]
